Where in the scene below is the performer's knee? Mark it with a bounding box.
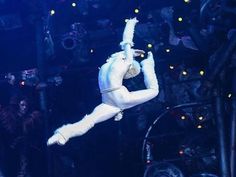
[150,88,159,98]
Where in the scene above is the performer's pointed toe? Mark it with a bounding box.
[47,133,66,146]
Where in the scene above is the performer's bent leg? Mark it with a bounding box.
[125,88,159,108]
[47,103,121,146]
[117,52,159,109]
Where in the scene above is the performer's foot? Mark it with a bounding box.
[140,52,158,91]
[140,52,154,68]
[47,133,67,146]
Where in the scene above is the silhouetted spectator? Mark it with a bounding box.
[0,95,44,177]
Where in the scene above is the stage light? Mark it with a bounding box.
[197,125,202,129]
[141,54,145,58]
[50,10,55,16]
[169,65,174,70]
[147,43,152,48]
[198,116,203,120]
[178,17,183,22]
[199,70,205,76]
[228,93,232,98]
[165,48,171,53]
[134,8,139,14]
[181,115,186,120]
[90,49,94,53]
[20,81,25,86]
[182,70,187,76]
[72,2,76,7]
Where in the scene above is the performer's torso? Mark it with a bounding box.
[98,58,129,91]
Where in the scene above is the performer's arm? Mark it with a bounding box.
[120,18,138,65]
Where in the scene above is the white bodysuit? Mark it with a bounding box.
[47,18,159,146]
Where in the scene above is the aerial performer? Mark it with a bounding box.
[47,18,159,146]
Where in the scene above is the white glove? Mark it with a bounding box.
[120,17,139,49]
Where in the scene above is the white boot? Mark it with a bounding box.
[47,133,67,146]
[140,52,159,91]
[47,115,95,146]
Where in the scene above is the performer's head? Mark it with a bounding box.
[124,60,141,79]
[107,51,141,79]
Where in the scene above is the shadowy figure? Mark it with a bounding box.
[161,6,198,50]
[0,95,44,177]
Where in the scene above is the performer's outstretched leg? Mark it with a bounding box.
[47,103,121,145]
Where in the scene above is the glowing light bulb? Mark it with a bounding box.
[181,116,186,120]
[200,70,204,76]
[169,65,174,70]
[166,48,171,53]
[147,43,152,48]
[184,0,190,3]
[50,10,55,16]
[198,116,203,120]
[197,125,202,129]
[20,81,25,86]
[228,93,232,98]
[182,70,187,76]
[141,54,145,58]
[72,2,76,7]
[178,17,183,22]
[179,150,184,155]
[134,9,139,14]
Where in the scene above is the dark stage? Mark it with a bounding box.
[0,0,236,177]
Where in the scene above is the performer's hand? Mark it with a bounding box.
[47,133,67,146]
